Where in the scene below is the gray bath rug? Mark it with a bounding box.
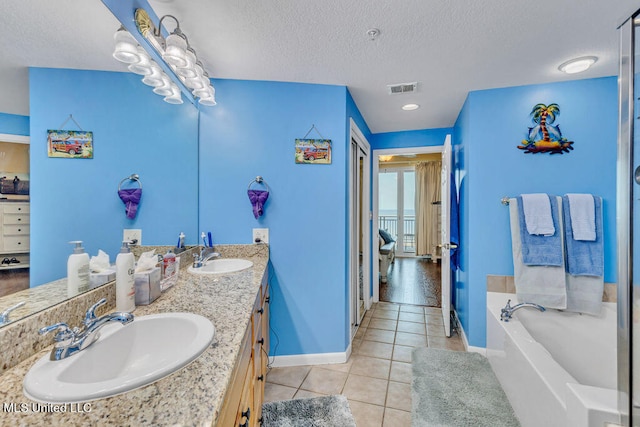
[412,347,520,427]
[261,394,356,427]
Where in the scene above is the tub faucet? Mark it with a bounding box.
[192,247,221,268]
[39,298,134,361]
[500,299,545,322]
[0,301,25,325]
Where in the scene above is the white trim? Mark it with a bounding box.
[349,119,372,323]
[453,308,486,355]
[349,118,369,156]
[0,133,29,144]
[372,145,443,303]
[270,345,352,368]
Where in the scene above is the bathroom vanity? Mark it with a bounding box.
[0,244,269,426]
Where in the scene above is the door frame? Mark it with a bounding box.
[372,145,443,303]
[348,119,371,332]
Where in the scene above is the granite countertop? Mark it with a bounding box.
[0,244,269,426]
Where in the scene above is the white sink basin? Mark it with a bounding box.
[188,258,253,275]
[24,312,215,403]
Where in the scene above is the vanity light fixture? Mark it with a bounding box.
[112,25,183,105]
[135,9,216,106]
[402,103,420,111]
[558,56,598,74]
[111,8,217,106]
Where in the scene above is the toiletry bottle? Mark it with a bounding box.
[178,232,185,249]
[67,241,90,296]
[116,241,136,312]
[163,249,176,282]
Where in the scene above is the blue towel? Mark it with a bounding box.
[517,195,563,266]
[449,173,459,270]
[562,196,604,276]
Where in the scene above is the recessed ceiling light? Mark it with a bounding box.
[558,56,598,74]
[402,103,420,111]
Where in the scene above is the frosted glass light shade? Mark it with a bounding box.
[152,74,173,96]
[141,63,164,87]
[198,86,216,106]
[162,32,188,68]
[128,47,153,75]
[176,48,197,79]
[192,85,210,99]
[113,28,141,64]
[164,83,183,104]
[186,76,205,90]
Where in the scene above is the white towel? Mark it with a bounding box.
[566,194,596,241]
[509,198,567,309]
[521,193,555,236]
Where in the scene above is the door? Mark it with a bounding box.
[378,168,416,255]
[440,135,452,337]
[350,132,370,335]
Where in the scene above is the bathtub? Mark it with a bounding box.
[486,292,620,427]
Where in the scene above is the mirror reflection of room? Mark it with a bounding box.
[0,140,29,298]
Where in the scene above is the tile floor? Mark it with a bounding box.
[264,301,466,426]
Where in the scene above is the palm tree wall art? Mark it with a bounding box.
[518,103,574,154]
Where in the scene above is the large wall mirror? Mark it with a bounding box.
[0,1,200,327]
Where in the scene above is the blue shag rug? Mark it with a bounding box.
[261,394,356,427]
[412,347,520,426]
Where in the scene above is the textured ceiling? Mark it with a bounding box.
[0,1,636,133]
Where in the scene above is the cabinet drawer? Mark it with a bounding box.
[3,224,29,236]
[3,214,29,225]
[3,204,29,214]
[3,235,29,251]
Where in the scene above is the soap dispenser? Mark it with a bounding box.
[67,241,90,296]
[116,241,136,312]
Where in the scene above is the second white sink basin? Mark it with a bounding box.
[188,258,253,275]
[24,312,215,403]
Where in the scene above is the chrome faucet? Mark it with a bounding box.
[192,247,221,268]
[0,301,25,325]
[500,299,546,322]
[39,298,134,361]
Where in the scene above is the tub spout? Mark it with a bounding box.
[500,299,546,322]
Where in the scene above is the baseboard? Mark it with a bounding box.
[270,344,352,368]
[452,309,486,356]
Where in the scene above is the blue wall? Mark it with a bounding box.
[0,113,29,136]
[452,96,471,335]
[29,68,199,287]
[370,127,452,150]
[199,79,350,356]
[453,76,618,347]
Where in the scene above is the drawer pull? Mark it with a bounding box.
[17,207,21,211]
[265,296,270,304]
[17,229,21,232]
[257,308,264,315]
[241,407,250,419]
[257,338,264,345]
[17,218,21,222]
[257,374,264,381]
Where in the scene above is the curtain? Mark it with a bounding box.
[415,161,441,256]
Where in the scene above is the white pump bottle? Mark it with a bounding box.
[116,241,135,312]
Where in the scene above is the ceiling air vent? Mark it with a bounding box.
[387,82,418,95]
